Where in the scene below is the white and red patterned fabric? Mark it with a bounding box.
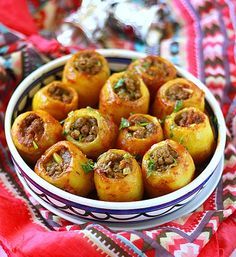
[0,0,236,256]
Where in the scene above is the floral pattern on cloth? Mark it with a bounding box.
[0,0,236,256]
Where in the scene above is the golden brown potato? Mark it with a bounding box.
[142,139,195,197]
[62,50,110,107]
[117,113,163,156]
[94,149,143,201]
[35,141,94,196]
[99,71,150,124]
[152,78,205,119]
[63,107,118,158]
[128,55,177,100]
[11,110,63,164]
[164,107,215,164]
[32,81,79,121]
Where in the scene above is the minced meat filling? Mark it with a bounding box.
[148,144,178,173]
[97,153,132,179]
[48,84,73,103]
[70,116,98,142]
[175,110,204,127]
[73,52,102,75]
[45,147,71,177]
[166,84,192,101]
[19,114,44,147]
[141,57,169,77]
[128,116,157,139]
[113,73,142,101]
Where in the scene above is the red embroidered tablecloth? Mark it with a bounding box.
[0,1,236,256]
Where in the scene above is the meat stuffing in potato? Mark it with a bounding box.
[63,107,118,158]
[99,71,150,124]
[164,107,215,164]
[117,113,163,156]
[142,139,195,197]
[94,149,143,201]
[11,110,63,164]
[32,81,79,121]
[152,78,205,119]
[35,141,94,196]
[128,55,177,100]
[62,50,110,108]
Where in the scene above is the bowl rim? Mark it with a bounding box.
[4,48,226,210]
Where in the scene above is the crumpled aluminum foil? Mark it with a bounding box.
[56,0,176,48]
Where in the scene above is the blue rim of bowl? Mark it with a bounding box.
[4,49,227,212]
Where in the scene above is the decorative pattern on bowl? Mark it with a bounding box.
[5,49,226,223]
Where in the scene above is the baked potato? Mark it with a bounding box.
[35,141,94,196]
[142,139,195,197]
[94,149,143,201]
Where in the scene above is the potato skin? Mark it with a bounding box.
[142,139,195,197]
[94,149,143,201]
[164,107,215,164]
[128,55,177,99]
[11,110,63,164]
[35,141,94,196]
[32,81,79,121]
[99,72,150,124]
[152,78,205,119]
[117,114,164,156]
[62,50,110,108]
[63,108,118,158]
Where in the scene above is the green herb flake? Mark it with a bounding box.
[53,153,63,164]
[142,62,151,69]
[81,160,95,173]
[139,122,149,127]
[114,78,125,89]
[119,117,130,130]
[174,100,183,113]
[170,124,175,138]
[147,158,156,177]
[32,140,38,150]
[123,153,131,159]
[63,130,68,136]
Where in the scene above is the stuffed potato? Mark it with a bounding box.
[142,139,195,197]
[94,149,143,201]
[62,50,110,107]
[117,113,163,156]
[35,141,94,196]
[99,71,150,124]
[128,55,177,99]
[32,81,79,121]
[63,107,118,158]
[164,107,215,164]
[152,78,205,119]
[11,110,63,164]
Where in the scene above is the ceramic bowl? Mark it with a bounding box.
[5,49,226,224]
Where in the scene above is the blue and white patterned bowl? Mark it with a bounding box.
[5,49,226,224]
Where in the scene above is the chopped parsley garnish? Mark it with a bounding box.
[81,160,95,173]
[114,78,125,89]
[53,153,63,164]
[138,122,149,127]
[142,62,151,69]
[32,140,38,150]
[119,117,130,130]
[123,153,131,159]
[147,158,156,177]
[174,100,183,113]
[63,130,68,136]
[170,124,175,138]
